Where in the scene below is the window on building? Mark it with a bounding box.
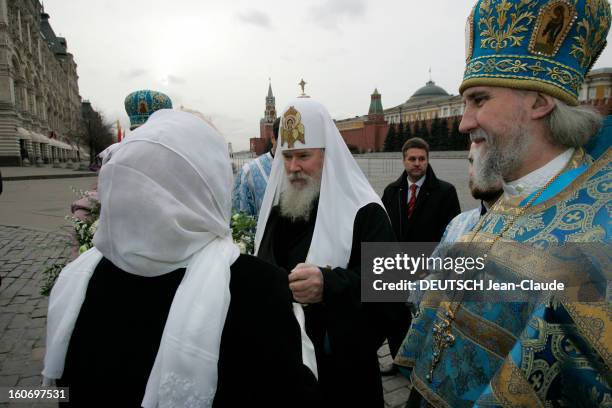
[27,23,32,52]
[17,9,22,42]
[14,85,21,111]
[588,87,596,100]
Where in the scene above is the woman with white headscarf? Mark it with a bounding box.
[43,109,319,407]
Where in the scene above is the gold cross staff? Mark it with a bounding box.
[428,305,456,383]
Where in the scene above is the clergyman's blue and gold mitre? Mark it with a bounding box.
[460,0,611,105]
[124,90,173,130]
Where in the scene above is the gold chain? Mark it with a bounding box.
[426,169,565,383]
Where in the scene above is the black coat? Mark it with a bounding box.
[258,202,400,407]
[381,165,461,243]
[58,255,319,407]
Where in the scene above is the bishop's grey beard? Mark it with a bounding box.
[470,124,531,184]
[468,139,503,202]
[279,172,321,222]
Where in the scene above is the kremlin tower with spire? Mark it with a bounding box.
[250,80,277,155]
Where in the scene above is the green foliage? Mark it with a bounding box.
[41,188,100,296]
[401,122,412,148]
[230,212,257,254]
[430,117,439,150]
[439,117,450,148]
[414,121,426,141]
[406,116,468,151]
[68,187,100,254]
[82,107,115,163]
[71,218,99,254]
[384,123,397,152]
[396,121,405,151]
[450,117,469,150]
[41,263,64,296]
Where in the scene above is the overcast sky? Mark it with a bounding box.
[44,0,612,151]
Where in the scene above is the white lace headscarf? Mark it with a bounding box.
[43,109,239,407]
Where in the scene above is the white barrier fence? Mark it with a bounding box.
[232,151,467,182]
[231,151,477,210]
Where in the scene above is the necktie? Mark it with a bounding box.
[408,183,417,218]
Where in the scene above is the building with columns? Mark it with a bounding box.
[250,80,277,156]
[0,0,82,166]
[384,79,464,131]
[384,70,612,133]
[580,68,612,115]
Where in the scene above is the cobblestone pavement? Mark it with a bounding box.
[0,226,72,408]
[0,224,410,407]
[378,343,412,407]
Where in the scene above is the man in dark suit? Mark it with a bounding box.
[382,137,461,243]
[380,137,460,374]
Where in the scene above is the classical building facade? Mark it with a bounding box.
[384,79,464,131]
[580,67,612,115]
[0,0,82,166]
[250,81,277,156]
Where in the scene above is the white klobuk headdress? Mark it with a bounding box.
[256,97,383,271]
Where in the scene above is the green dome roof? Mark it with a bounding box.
[409,80,449,101]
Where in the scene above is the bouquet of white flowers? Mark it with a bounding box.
[42,194,259,295]
[230,212,257,254]
[41,187,100,295]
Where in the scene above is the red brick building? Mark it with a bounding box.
[336,80,465,152]
[335,89,389,153]
[250,84,389,154]
[250,68,612,155]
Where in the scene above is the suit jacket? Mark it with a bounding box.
[381,165,461,242]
